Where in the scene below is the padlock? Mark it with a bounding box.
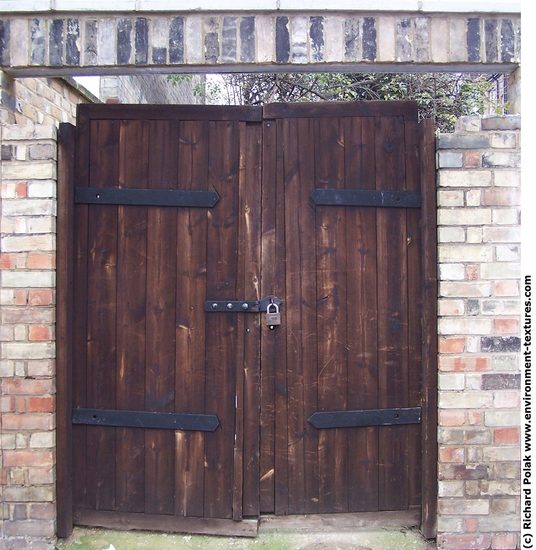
[265,303,281,329]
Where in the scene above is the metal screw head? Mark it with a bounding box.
[242,302,249,310]
[212,303,218,309]
[226,303,233,310]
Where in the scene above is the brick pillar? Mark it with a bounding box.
[1,124,57,549]
[436,115,521,550]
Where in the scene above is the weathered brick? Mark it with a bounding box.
[439,244,493,263]
[439,372,465,390]
[455,116,482,133]
[3,519,55,537]
[439,391,493,409]
[492,534,518,549]
[439,498,489,515]
[482,188,520,207]
[482,151,520,168]
[438,190,464,206]
[493,427,520,444]
[438,208,491,225]
[439,318,492,335]
[481,115,520,130]
[480,262,520,279]
[439,337,465,354]
[439,263,465,281]
[481,336,520,352]
[1,271,55,288]
[492,280,519,296]
[439,281,491,298]
[439,170,492,187]
[438,299,464,316]
[494,169,520,187]
[440,356,490,372]
[484,410,519,427]
[1,342,55,359]
[2,414,54,431]
[437,151,463,168]
[437,533,491,549]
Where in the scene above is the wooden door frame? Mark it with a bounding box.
[55,109,438,540]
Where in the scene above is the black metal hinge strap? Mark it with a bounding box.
[72,408,219,432]
[308,407,421,429]
[310,189,421,208]
[75,187,220,208]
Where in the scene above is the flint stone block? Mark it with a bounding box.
[344,18,360,61]
[396,18,412,62]
[169,17,184,64]
[222,16,237,63]
[501,19,514,62]
[152,47,166,64]
[0,20,9,65]
[49,19,63,66]
[310,16,324,62]
[240,17,255,63]
[31,18,45,65]
[135,17,148,65]
[485,19,498,62]
[66,19,80,65]
[276,16,290,63]
[84,20,98,66]
[467,18,480,62]
[362,17,376,61]
[117,18,132,65]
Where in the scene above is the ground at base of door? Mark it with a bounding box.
[56,526,436,550]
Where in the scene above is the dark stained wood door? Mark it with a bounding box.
[62,101,436,537]
[71,105,262,534]
[259,102,426,516]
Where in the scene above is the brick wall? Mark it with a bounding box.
[436,115,521,550]
[99,74,205,104]
[0,71,93,126]
[1,124,57,548]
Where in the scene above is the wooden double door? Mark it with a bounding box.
[60,102,437,537]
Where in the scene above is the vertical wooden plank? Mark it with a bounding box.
[175,120,209,518]
[420,119,438,538]
[273,119,289,515]
[282,117,320,515]
[72,113,89,512]
[344,116,379,512]
[144,120,178,515]
[204,121,240,519]
[241,122,262,517]
[115,120,149,513]
[86,119,120,511]
[56,123,75,538]
[259,118,277,513]
[376,116,410,511]
[405,117,424,508]
[315,117,348,514]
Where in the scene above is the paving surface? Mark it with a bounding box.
[56,526,436,550]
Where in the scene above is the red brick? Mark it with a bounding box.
[463,151,481,167]
[492,533,518,549]
[439,410,465,426]
[29,503,55,520]
[0,253,16,269]
[438,534,492,550]
[16,182,28,198]
[482,188,520,206]
[14,290,28,305]
[465,264,480,280]
[27,396,54,413]
[494,427,520,444]
[493,280,519,297]
[464,517,479,532]
[439,446,465,463]
[28,289,53,306]
[27,253,55,269]
[2,413,53,431]
[493,318,520,334]
[2,378,53,395]
[468,411,484,425]
[2,450,53,468]
[440,356,491,372]
[28,325,52,341]
[439,337,466,353]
